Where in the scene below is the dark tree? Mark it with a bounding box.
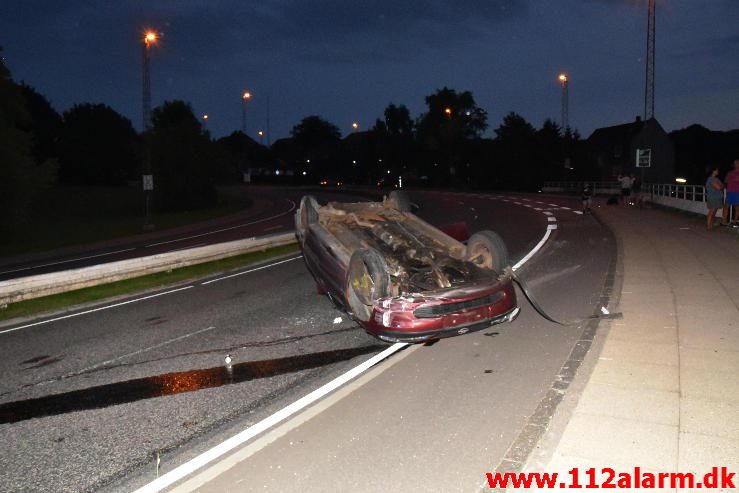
[372,103,415,186]
[493,112,537,190]
[291,115,341,148]
[217,131,270,183]
[58,103,140,185]
[149,100,220,211]
[416,87,487,185]
[0,48,56,236]
[18,83,62,165]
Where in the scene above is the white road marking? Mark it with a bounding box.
[200,256,303,285]
[0,286,194,336]
[574,211,584,215]
[547,216,557,222]
[146,199,297,248]
[133,342,409,493]
[71,326,216,376]
[512,226,554,272]
[560,206,571,210]
[547,224,558,230]
[0,248,136,275]
[549,203,559,207]
[543,211,553,216]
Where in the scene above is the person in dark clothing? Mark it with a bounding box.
[581,183,593,213]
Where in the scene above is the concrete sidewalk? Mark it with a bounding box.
[524,204,739,489]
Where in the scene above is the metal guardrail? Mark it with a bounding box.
[0,232,297,305]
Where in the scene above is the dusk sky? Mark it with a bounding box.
[2,1,737,142]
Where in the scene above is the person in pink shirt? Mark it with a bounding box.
[725,159,739,223]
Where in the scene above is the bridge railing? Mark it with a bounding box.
[543,181,732,220]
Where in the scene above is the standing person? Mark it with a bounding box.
[725,159,739,224]
[629,173,641,207]
[705,167,725,230]
[619,173,632,205]
[581,183,593,214]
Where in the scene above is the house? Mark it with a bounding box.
[586,117,675,183]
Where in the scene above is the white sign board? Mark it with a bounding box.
[635,148,652,168]
[142,174,154,191]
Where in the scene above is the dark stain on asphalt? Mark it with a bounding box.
[0,344,385,424]
[20,355,51,365]
[24,356,63,369]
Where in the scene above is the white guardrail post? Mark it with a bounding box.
[0,232,298,305]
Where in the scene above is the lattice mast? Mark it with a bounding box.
[644,0,656,120]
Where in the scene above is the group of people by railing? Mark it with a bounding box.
[543,158,739,228]
[705,159,739,230]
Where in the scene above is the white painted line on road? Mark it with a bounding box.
[547,216,557,222]
[201,256,303,285]
[573,210,584,215]
[0,286,194,336]
[133,342,410,493]
[543,211,553,216]
[547,224,558,230]
[76,326,216,375]
[146,200,297,248]
[0,248,136,275]
[549,203,559,207]
[512,218,558,272]
[560,206,571,210]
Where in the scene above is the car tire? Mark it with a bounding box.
[387,190,411,212]
[346,248,391,322]
[296,195,319,243]
[466,230,508,273]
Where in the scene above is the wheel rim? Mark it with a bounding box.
[351,261,375,305]
[470,244,493,269]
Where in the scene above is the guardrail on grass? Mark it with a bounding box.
[0,232,297,305]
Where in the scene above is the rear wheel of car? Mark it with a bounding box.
[297,195,319,243]
[466,230,508,273]
[346,248,391,322]
[387,190,411,212]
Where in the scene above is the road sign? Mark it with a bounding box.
[636,148,652,168]
[143,174,154,191]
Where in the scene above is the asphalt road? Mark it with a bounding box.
[0,191,615,493]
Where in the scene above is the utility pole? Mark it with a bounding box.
[558,73,569,130]
[142,31,157,231]
[644,0,656,120]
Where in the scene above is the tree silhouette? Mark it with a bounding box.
[149,100,220,211]
[59,103,139,185]
[0,47,56,236]
[18,83,62,165]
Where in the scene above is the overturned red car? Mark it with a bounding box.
[295,192,519,343]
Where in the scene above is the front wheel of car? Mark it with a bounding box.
[466,230,508,273]
[346,248,391,322]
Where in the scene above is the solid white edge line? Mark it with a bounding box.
[512,227,553,272]
[200,256,303,285]
[146,200,297,248]
[0,286,194,336]
[0,247,137,275]
[132,342,409,493]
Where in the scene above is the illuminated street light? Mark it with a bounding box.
[241,91,251,134]
[444,107,452,117]
[558,73,569,130]
[352,122,359,132]
[141,29,159,231]
[257,130,264,144]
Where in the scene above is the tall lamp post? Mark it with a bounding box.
[142,30,157,231]
[558,73,569,131]
[241,91,251,134]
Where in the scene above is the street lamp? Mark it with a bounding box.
[241,91,251,134]
[558,73,569,130]
[352,122,359,132]
[257,130,264,144]
[444,107,452,118]
[141,29,158,231]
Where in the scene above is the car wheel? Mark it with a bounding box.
[296,195,319,243]
[466,230,508,273]
[346,248,391,322]
[387,190,411,212]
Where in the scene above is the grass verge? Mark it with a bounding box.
[0,243,300,323]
